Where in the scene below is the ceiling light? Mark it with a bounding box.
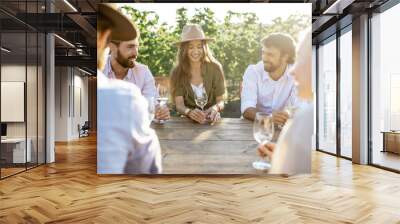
[54,34,75,48]
[63,0,78,12]
[323,0,354,15]
[78,67,92,76]
[1,47,11,53]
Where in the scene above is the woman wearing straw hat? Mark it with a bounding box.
[170,24,226,125]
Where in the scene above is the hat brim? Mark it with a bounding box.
[98,4,137,42]
[175,38,214,46]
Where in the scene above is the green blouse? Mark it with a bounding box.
[174,62,226,110]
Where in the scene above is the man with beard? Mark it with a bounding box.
[241,33,298,127]
[97,3,162,174]
[103,34,170,122]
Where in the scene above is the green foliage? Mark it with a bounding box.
[122,6,310,100]
[122,6,177,77]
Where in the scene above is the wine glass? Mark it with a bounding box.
[194,86,208,112]
[146,96,155,123]
[253,112,274,170]
[155,84,169,124]
[284,101,298,118]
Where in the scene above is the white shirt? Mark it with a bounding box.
[269,101,313,175]
[191,83,204,98]
[103,55,157,99]
[97,70,162,174]
[241,61,298,114]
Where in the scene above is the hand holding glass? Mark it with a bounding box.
[147,96,155,123]
[194,87,208,112]
[155,84,169,124]
[284,100,299,119]
[253,112,274,170]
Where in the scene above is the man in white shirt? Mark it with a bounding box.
[257,30,313,175]
[97,3,162,174]
[103,35,170,121]
[241,33,298,126]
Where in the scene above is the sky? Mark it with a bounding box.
[118,3,311,27]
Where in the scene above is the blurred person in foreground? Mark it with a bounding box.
[97,3,162,174]
[257,30,313,175]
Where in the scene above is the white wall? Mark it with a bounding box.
[72,73,89,138]
[55,66,69,141]
[54,67,89,141]
[1,65,34,138]
[1,63,46,164]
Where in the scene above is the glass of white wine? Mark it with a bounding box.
[147,96,155,123]
[284,101,298,118]
[253,112,274,170]
[194,86,208,112]
[155,85,169,124]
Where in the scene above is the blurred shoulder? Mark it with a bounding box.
[100,78,142,99]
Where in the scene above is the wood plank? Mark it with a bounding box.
[161,140,261,174]
[154,118,257,173]
[160,140,257,155]
[156,129,254,141]
[152,117,252,129]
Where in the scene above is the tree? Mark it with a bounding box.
[121,6,311,101]
[122,6,176,77]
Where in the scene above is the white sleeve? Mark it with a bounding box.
[126,90,162,174]
[288,83,299,107]
[241,65,258,114]
[97,84,131,174]
[141,66,158,99]
[97,81,162,174]
[269,105,313,175]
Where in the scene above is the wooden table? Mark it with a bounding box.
[152,117,265,174]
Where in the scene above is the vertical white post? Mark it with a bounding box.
[352,14,369,164]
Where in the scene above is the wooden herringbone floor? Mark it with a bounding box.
[1,135,400,223]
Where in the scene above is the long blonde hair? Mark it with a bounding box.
[170,40,224,102]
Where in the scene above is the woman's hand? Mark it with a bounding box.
[257,143,276,160]
[205,107,221,125]
[188,109,207,124]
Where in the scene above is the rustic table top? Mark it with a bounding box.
[152,117,267,174]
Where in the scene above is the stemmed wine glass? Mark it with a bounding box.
[253,112,274,170]
[147,96,156,123]
[155,84,169,124]
[284,101,298,118]
[194,86,208,112]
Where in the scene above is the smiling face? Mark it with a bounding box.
[111,37,139,68]
[187,40,204,63]
[261,46,288,73]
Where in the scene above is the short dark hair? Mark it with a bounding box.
[261,33,296,64]
[110,40,121,46]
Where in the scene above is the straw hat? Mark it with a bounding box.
[175,24,214,45]
[98,3,138,42]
